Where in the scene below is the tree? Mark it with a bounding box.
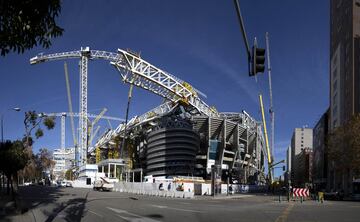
[328,114,360,177]
[0,140,28,196]
[23,111,55,149]
[0,0,64,56]
[35,148,55,175]
[22,111,55,182]
[65,169,73,180]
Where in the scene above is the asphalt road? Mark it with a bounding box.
[2,186,360,222]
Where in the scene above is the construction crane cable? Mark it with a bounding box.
[64,62,78,147]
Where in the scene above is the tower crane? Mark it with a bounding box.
[40,112,123,161]
[30,47,217,164]
[30,47,124,166]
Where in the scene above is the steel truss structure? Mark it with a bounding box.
[30,47,215,165]
[30,47,266,182]
[30,48,124,165]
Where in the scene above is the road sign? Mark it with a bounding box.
[292,188,309,197]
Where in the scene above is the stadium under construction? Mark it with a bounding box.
[30,47,268,185]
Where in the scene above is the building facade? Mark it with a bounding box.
[313,110,329,190]
[53,148,75,179]
[329,0,360,193]
[291,127,313,186]
[296,147,313,187]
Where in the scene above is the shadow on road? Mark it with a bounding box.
[0,186,89,222]
[44,192,89,222]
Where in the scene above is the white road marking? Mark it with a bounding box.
[179,202,191,205]
[88,210,104,218]
[150,204,202,213]
[107,207,160,222]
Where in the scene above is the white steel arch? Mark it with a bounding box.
[30,47,217,162]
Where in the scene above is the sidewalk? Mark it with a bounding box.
[0,192,34,221]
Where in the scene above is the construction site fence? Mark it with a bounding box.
[114,181,195,199]
[113,182,267,198]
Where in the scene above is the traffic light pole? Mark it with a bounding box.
[233,0,251,61]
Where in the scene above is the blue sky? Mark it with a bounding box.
[0,0,329,176]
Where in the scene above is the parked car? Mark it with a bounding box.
[38,179,44,185]
[57,181,67,187]
[66,182,73,187]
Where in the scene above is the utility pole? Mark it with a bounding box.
[265,32,275,177]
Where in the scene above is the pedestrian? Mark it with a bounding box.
[167,183,171,191]
[159,183,163,191]
[229,185,233,195]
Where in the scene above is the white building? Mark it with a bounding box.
[290,127,313,186]
[53,148,75,178]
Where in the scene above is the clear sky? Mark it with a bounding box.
[0,0,329,176]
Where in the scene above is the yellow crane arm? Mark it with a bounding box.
[259,94,273,183]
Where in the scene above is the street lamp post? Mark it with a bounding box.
[1,107,21,143]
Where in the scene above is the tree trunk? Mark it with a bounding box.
[6,175,10,195]
[10,176,14,197]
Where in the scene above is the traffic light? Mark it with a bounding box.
[250,39,266,76]
[282,166,286,171]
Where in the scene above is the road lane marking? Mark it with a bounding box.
[107,207,160,222]
[150,204,202,213]
[275,203,294,222]
[88,210,104,218]
[179,202,191,205]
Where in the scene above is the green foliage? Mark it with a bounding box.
[35,128,44,139]
[0,140,28,180]
[23,110,56,147]
[0,0,64,56]
[328,114,360,176]
[43,116,56,130]
[65,169,73,180]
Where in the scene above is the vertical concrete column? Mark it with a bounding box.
[102,165,104,173]
[140,169,143,183]
[108,163,110,178]
[114,164,117,179]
